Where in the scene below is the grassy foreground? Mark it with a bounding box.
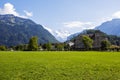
[0,51,120,80]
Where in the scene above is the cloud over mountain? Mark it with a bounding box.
[63,21,93,29]
[24,10,33,17]
[0,3,33,18]
[112,11,120,18]
[43,26,71,42]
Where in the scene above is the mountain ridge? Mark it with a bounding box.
[95,19,120,36]
[67,18,120,41]
[0,14,58,46]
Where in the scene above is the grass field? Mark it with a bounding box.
[0,51,120,80]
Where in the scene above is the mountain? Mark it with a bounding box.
[67,30,89,41]
[0,14,58,46]
[68,30,107,49]
[68,19,120,41]
[96,19,120,36]
[43,26,71,42]
[69,30,120,48]
[53,30,71,42]
[67,32,80,41]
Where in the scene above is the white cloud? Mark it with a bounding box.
[63,21,94,29]
[0,3,19,16]
[0,3,33,18]
[95,11,120,26]
[24,10,33,17]
[63,21,92,28]
[101,11,120,22]
[112,11,120,18]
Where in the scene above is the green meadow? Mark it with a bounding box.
[0,51,120,80]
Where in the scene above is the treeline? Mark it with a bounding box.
[0,36,120,51]
[71,35,120,51]
[0,36,69,51]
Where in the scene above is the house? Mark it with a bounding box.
[66,41,74,47]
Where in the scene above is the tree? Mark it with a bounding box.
[101,40,111,51]
[46,42,52,51]
[0,45,6,51]
[42,42,52,51]
[42,44,47,50]
[56,43,64,51]
[15,44,28,51]
[28,36,38,51]
[82,35,93,50]
[64,43,70,51]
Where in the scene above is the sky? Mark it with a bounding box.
[0,0,120,41]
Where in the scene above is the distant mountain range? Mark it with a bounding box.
[1,14,120,46]
[67,32,80,41]
[67,19,120,41]
[43,27,71,42]
[96,19,120,36]
[0,14,58,46]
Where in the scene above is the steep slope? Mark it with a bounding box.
[96,19,120,36]
[0,14,58,46]
[67,32,80,41]
[67,30,88,41]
